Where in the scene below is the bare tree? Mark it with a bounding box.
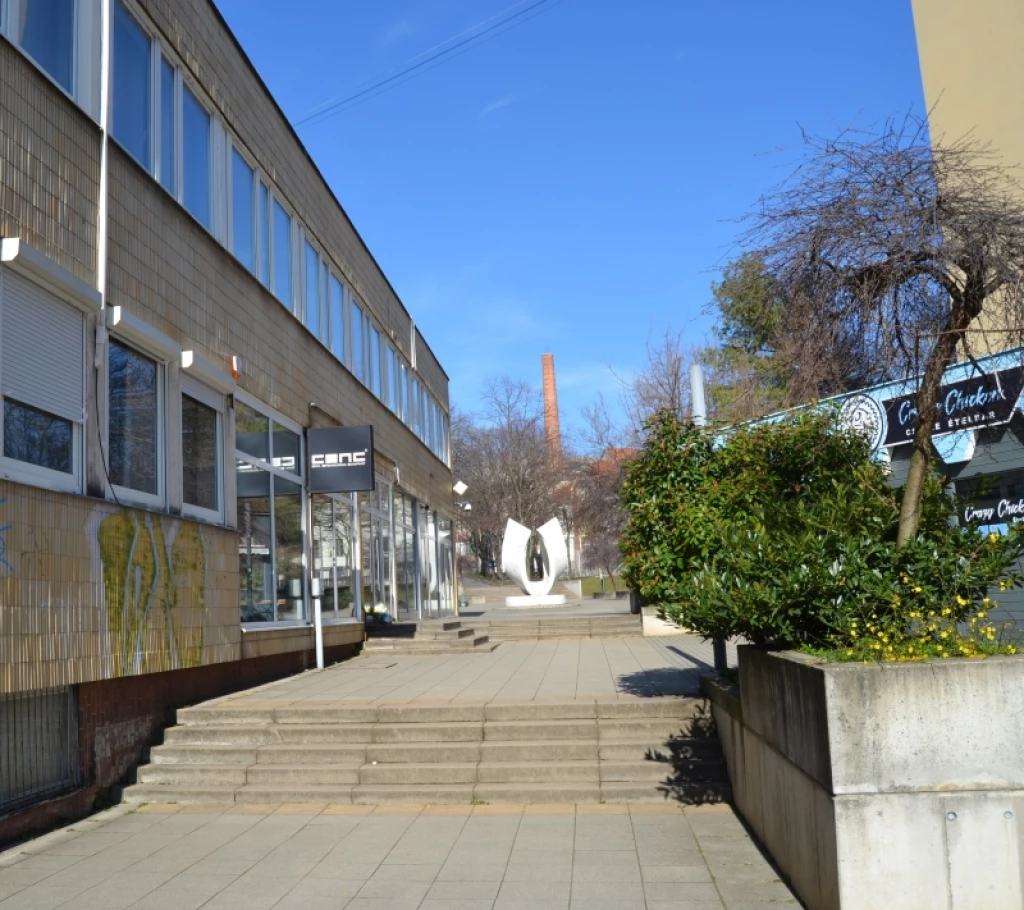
[451,379,561,576]
[743,115,1024,545]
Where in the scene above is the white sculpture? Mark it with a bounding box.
[501,517,569,606]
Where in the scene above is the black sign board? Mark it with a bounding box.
[956,469,1024,527]
[882,366,1024,447]
[307,426,375,493]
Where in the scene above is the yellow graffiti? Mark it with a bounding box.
[99,509,207,675]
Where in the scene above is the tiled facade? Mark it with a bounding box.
[0,0,453,831]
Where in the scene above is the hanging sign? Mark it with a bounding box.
[955,469,1024,527]
[881,366,1024,447]
[307,426,375,493]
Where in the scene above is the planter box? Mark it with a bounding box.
[705,647,1024,910]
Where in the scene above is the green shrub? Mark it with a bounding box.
[620,409,1024,654]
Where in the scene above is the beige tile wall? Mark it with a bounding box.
[0,481,239,695]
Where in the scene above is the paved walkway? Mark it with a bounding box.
[0,803,797,909]
[219,637,737,707]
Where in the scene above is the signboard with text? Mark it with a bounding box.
[881,366,1024,447]
[956,469,1024,528]
[307,426,375,493]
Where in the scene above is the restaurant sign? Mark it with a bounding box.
[956,469,1024,528]
[882,366,1024,447]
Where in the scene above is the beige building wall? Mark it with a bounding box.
[912,0,1024,165]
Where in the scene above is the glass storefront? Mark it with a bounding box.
[236,398,454,626]
[311,494,356,618]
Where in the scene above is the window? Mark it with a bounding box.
[351,301,364,382]
[181,379,223,520]
[0,269,85,493]
[304,241,321,340]
[411,378,421,437]
[397,361,408,422]
[109,340,162,499]
[235,399,305,623]
[4,400,72,474]
[386,346,397,412]
[159,58,176,194]
[15,0,75,93]
[257,182,270,288]
[182,85,211,229]
[112,1,151,169]
[273,199,291,306]
[231,149,255,272]
[369,326,381,398]
[329,274,345,363]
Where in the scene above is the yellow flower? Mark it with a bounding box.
[942,608,952,616]
[913,586,923,593]
[956,596,968,607]
[989,532,1000,542]
[978,611,986,619]
[940,632,948,639]
[982,597,991,606]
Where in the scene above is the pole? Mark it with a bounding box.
[312,578,324,669]
[690,364,727,673]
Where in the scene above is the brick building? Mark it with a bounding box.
[0,0,454,837]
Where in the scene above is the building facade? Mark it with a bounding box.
[0,0,454,835]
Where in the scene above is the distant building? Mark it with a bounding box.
[0,0,453,836]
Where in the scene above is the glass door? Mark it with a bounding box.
[312,493,356,619]
[360,478,396,619]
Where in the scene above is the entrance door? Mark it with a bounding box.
[361,478,395,619]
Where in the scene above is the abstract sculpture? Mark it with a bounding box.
[501,517,569,606]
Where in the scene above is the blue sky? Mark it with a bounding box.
[217,0,926,435]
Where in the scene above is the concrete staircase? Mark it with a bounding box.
[362,620,497,654]
[471,614,643,642]
[123,699,728,806]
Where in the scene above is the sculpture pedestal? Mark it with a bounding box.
[504,594,567,608]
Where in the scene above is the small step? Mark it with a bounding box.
[473,783,603,804]
[256,745,366,765]
[476,761,599,784]
[124,783,236,804]
[370,722,484,743]
[137,764,247,786]
[359,762,478,785]
[365,743,481,764]
[246,765,361,785]
[484,720,597,742]
[234,784,354,805]
[478,740,597,762]
[351,784,475,805]
[151,745,256,765]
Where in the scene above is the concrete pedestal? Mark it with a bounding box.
[504,594,567,608]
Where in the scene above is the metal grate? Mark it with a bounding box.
[0,687,81,815]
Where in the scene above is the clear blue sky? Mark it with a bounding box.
[217,0,925,435]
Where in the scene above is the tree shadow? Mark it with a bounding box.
[613,669,731,805]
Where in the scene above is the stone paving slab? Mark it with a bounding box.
[211,637,738,709]
[0,803,797,909]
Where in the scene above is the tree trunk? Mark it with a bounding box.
[896,299,980,548]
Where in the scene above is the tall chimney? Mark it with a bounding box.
[542,353,562,466]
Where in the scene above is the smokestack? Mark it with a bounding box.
[542,353,562,466]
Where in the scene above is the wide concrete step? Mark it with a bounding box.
[151,745,257,765]
[245,765,361,785]
[176,698,702,727]
[256,745,367,765]
[137,764,247,786]
[476,761,599,784]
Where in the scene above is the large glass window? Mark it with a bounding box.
[369,326,381,398]
[159,58,176,194]
[385,346,396,412]
[304,242,321,340]
[235,400,305,623]
[258,183,271,288]
[3,399,72,474]
[182,86,211,229]
[273,200,291,306]
[329,275,345,363]
[112,1,152,169]
[182,395,219,513]
[17,0,74,93]
[312,495,356,619]
[231,149,255,272]
[351,302,364,382]
[109,340,160,497]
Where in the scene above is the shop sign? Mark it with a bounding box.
[307,426,375,493]
[956,469,1024,527]
[882,366,1024,447]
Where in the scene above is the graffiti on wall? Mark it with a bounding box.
[98,509,208,676]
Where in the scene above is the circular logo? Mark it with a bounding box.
[839,394,886,452]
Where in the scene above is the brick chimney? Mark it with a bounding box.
[542,353,562,466]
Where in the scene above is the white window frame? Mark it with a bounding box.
[227,140,258,276]
[328,271,346,365]
[108,0,154,173]
[1,0,99,115]
[179,76,214,232]
[0,241,98,496]
[105,307,177,509]
[180,375,225,525]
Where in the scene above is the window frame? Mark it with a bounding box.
[228,142,257,275]
[2,0,81,102]
[109,0,153,172]
[106,336,167,510]
[180,376,225,525]
[0,397,83,495]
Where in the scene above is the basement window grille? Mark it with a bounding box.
[0,687,81,815]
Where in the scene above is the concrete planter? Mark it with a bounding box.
[705,647,1024,910]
